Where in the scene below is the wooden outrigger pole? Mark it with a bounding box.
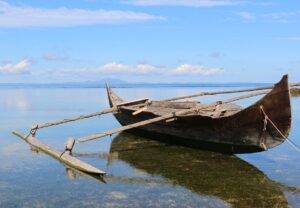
[30,98,149,132]
[32,107,117,130]
[12,131,105,175]
[11,98,149,176]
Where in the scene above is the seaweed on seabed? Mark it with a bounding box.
[110,133,292,208]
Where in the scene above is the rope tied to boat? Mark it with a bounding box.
[23,124,39,141]
[60,138,76,157]
[30,124,39,136]
[259,113,268,150]
[260,106,300,152]
[263,114,268,132]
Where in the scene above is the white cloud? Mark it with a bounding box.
[100,62,162,74]
[37,62,223,79]
[136,64,160,73]
[262,11,300,22]
[0,59,32,74]
[0,1,163,28]
[173,64,223,75]
[237,10,300,23]
[101,62,129,73]
[236,11,255,21]
[124,0,241,7]
[100,62,223,75]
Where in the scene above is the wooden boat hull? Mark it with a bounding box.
[106,75,291,154]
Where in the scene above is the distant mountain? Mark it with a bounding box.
[0,79,270,89]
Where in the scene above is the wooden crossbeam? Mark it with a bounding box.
[132,106,147,115]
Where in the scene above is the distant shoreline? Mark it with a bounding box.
[291,88,300,97]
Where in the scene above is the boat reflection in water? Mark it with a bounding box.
[109,132,289,208]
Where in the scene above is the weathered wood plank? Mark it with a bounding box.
[12,131,105,175]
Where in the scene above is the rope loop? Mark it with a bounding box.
[30,124,39,136]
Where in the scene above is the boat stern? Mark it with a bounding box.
[233,74,292,150]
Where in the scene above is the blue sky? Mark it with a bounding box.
[0,0,299,83]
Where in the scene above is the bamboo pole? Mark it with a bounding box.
[31,99,149,131]
[34,107,117,130]
[223,90,269,103]
[162,82,300,102]
[76,89,270,143]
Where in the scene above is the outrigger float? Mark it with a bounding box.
[12,75,300,175]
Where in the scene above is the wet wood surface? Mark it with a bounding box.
[12,131,105,175]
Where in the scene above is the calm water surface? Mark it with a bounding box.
[0,87,299,208]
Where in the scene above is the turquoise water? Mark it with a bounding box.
[0,87,299,207]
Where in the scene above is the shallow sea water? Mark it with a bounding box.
[0,87,299,208]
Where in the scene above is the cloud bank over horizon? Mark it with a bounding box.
[36,62,224,81]
[0,58,223,82]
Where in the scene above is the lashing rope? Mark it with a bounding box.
[263,115,268,132]
[259,114,268,150]
[260,106,300,152]
[24,124,39,140]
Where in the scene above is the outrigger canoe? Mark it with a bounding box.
[106,75,291,154]
[12,75,296,175]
